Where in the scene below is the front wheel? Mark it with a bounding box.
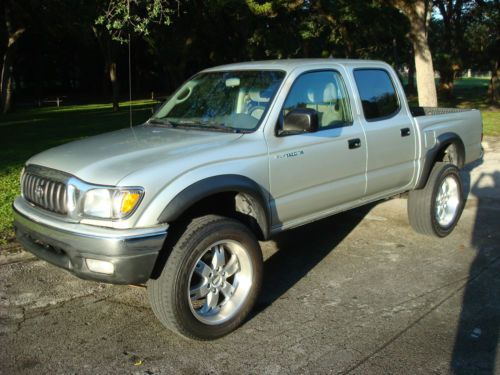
[147,215,263,340]
[408,162,464,237]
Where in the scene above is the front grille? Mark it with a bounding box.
[22,172,68,214]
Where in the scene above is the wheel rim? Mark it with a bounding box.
[187,240,253,325]
[435,175,460,227]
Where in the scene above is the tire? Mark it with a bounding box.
[408,162,464,237]
[147,215,263,340]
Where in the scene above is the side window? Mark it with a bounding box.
[282,70,353,129]
[353,69,400,121]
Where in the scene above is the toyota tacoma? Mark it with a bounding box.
[13,59,483,340]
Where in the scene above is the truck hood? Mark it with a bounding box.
[27,125,243,185]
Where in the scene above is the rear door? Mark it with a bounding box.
[265,68,367,227]
[352,68,417,196]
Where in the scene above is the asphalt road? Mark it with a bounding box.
[1,140,499,375]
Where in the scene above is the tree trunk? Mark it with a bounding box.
[439,67,455,99]
[0,67,13,114]
[488,59,499,103]
[394,0,438,107]
[109,61,119,112]
[0,26,25,114]
[434,0,465,99]
[92,26,120,111]
[302,40,310,58]
[407,50,415,93]
[0,48,14,114]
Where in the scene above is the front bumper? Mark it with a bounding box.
[13,198,168,284]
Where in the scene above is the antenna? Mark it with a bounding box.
[128,0,133,129]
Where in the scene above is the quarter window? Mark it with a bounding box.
[282,70,353,129]
[353,69,400,121]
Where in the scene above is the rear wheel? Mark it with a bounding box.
[408,162,464,237]
[147,215,263,340]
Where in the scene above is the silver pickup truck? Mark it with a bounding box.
[13,59,482,340]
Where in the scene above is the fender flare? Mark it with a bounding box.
[416,132,465,189]
[157,175,271,239]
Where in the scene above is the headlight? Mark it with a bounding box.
[83,188,144,219]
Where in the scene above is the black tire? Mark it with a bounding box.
[408,162,464,237]
[147,215,263,340]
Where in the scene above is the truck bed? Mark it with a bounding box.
[411,106,483,166]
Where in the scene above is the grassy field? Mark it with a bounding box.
[482,111,500,136]
[0,79,498,243]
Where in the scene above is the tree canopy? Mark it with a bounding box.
[0,0,498,113]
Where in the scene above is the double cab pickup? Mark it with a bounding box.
[14,59,483,339]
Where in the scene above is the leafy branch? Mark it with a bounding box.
[95,0,177,43]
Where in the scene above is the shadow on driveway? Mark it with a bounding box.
[451,170,500,374]
[252,204,372,315]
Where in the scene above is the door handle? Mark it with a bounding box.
[348,138,361,149]
[401,128,411,137]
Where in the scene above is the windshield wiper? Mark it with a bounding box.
[150,118,245,133]
[175,120,243,133]
[148,118,178,128]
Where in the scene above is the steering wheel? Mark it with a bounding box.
[249,106,266,120]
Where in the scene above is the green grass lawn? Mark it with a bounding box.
[0,79,498,243]
[482,111,500,137]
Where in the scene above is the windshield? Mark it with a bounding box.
[150,70,286,132]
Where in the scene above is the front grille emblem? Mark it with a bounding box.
[35,184,44,198]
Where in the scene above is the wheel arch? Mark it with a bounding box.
[157,175,271,240]
[416,132,465,189]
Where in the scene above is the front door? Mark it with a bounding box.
[266,69,367,229]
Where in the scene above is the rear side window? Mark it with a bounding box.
[353,69,399,121]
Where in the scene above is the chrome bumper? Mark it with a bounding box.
[13,198,168,284]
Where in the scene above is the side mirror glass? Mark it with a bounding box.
[279,108,319,136]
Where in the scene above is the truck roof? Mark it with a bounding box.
[202,58,389,73]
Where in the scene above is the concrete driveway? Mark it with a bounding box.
[1,138,499,375]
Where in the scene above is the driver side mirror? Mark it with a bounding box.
[278,108,319,136]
